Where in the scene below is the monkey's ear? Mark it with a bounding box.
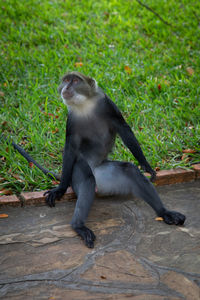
[86,76,97,90]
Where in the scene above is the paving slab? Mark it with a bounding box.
[0,181,200,299]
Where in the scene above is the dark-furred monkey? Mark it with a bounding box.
[44,71,186,248]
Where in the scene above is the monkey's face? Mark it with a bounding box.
[58,72,97,109]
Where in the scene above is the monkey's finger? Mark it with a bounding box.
[45,193,55,207]
[89,229,96,241]
[85,228,95,241]
[84,227,96,248]
[85,238,94,248]
[50,195,56,207]
[43,190,51,196]
[45,196,52,207]
[84,233,95,248]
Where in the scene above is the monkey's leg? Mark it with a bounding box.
[94,161,185,225]
[71,159,96,248]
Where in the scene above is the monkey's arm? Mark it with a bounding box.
[44,118,77,207]
[44,138,76,207]
[117,123,156,181]
[106,97,156,181]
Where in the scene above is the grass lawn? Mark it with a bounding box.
[0,0,200,194]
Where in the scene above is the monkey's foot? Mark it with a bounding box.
[74,225,96,248]
[44,188,65,207]
[162,210,186,225]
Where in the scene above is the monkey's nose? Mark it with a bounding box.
[66,81,72,90]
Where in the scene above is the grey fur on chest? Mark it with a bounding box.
[72,116,116,166]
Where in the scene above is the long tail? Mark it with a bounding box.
[2,136,61,181]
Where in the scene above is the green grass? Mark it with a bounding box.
[0,0,200,193]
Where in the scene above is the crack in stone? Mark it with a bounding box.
[57,268,78,281]
[141,257,200,279]
[0,276,187,299]
[96,263,152,279]
[123,203,136,241]
[57,281,183,298]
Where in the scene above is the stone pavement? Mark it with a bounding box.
[0,181,200,299]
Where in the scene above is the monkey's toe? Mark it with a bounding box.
[162,210,186,226]
[74,225,96,248]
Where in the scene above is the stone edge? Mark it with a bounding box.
[0,164,200,207]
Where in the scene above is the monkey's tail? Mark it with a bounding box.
[1,136,61,181]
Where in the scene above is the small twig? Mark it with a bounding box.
[135,0,174,28]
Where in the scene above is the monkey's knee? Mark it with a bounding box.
[72,170,96,197]
[121,162,150,184]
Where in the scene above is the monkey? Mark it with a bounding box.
[43,71,186,248]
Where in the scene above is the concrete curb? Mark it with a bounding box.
[0,164,200,207]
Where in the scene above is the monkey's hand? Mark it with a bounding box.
[141,164,156,182]
[161,210,186,226]
[44,187,66,207]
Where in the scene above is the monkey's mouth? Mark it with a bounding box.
[62,90,74,99]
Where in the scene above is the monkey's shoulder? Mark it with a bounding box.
[96,94,125,124]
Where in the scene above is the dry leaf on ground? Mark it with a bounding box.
[0,214,9,218]
[155,217,164,221]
